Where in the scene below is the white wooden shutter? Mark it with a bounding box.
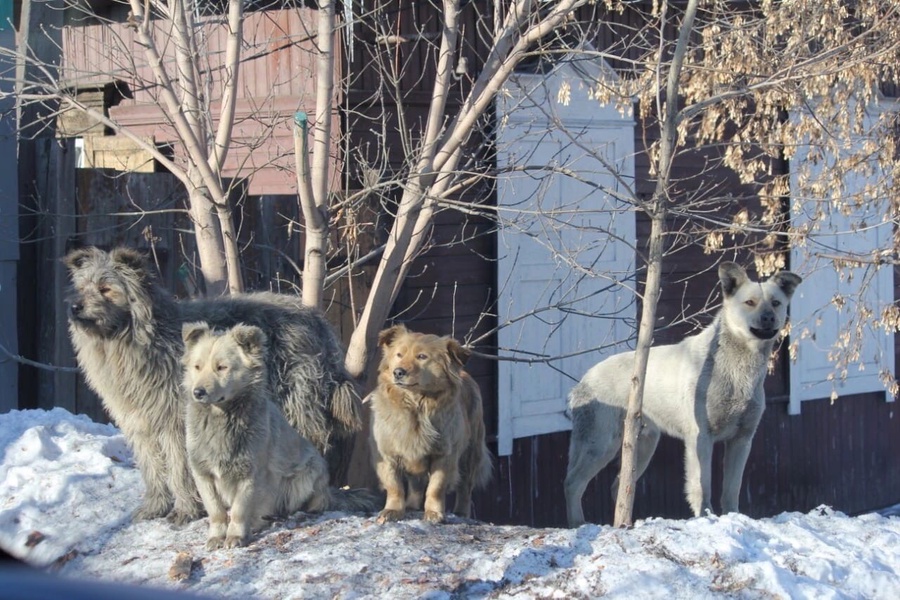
[789,106,895,413]
[496,60,636,455]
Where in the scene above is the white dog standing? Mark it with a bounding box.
[564,262,802,527]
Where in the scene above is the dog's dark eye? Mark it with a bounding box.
[745,299,757,307]
[98,285,111,295]
[194,365,201,371]
[216,364,228,372]
[772,300,781,307]
[416,353,428,360]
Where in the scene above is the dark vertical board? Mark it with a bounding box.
[0,24,17,412]
[16,0,65,412]
[25,140,78,414]
[52,141,78,415]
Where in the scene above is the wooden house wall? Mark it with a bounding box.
[472,390,900,527]
[61,8,340,196]
[467,120,900,525]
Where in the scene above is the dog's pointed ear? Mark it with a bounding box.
[64,247,99,273]
[231,324,267,360]
[771,271,802,298]
[110,247,150,275]
[718,262,749,297]
[182,321,210,348]
[446,337,471,368]
[378,324,407,349]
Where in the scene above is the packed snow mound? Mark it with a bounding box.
[1,408,899,599]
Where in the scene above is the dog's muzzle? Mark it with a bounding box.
[68,301,82,317]
[750,327,779,340]
[68,301,90,323]
[67,301,100,330]
[392,367,411,386]
[192,387,226,404]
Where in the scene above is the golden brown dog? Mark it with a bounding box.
[368,325,492,524]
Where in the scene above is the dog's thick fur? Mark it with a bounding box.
[368,325,492,524]
[182,323,375,549]
[65,246,361,525]
[564,263,802,527]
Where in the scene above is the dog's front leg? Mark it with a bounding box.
[130,433,173,521]
[225,478,259,548]
[164,429,203,527]
[194,472,228,550]
[376,459,407,524]
[722,401,764,514]
[423,459,456,523]
[721,429,757,514]
[683,434,713,517]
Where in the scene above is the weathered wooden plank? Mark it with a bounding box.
[52,140,78,416]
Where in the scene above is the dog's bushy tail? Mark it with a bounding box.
[474,442,493,491]
[327,487,382,513]
[329,380,363,437]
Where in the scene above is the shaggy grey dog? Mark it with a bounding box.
[65,246,361,525]
[182,322,376,549]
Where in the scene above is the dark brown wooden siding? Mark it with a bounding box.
[473,391,900,527]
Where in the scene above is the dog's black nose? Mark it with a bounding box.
[393,367,407,380]
[760,310,775,328]
[193,388,208,400]
[68,302,83,318]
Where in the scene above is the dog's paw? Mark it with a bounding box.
[133,504,170,522]
[205,536,226,551]
[423,510,445,524]
[376,509,406,524]
[167,509,201,528]
[223,535,248,549]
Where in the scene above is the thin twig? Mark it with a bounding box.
[0,341,81,373]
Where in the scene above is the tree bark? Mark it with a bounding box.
[295,112,328,310]
[613,206,665,527]
[188,179,228,298]
[613,0,700,528]
[294,0,335,311]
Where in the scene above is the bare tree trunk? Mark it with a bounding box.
[215,183,245,295]
[613,0,700,528]
[343,0,463,379]
[613,206,665,527]
[209,0,242,173]
[188,178,229,298]
[295,112,328,310]
[343,0,585,380]
[295,0,335,310]
[127,0,243,296]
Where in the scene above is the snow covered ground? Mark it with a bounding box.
[2,407,900,599]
